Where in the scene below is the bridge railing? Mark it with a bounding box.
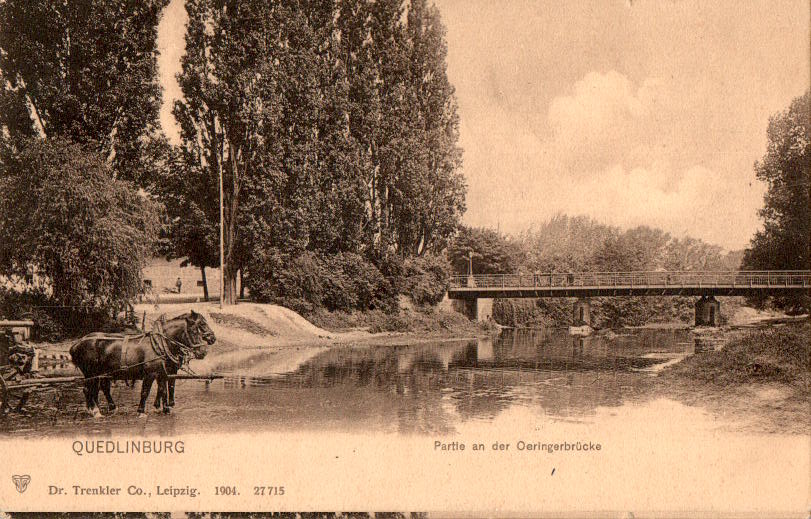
[448,271,811,290]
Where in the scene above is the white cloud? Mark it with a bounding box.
[546,71,669,176]
[463,70,766,249]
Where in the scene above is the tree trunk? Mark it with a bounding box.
[200,265,209,301]
[239,269,245,300]
[221,141,242,306]
[223,265,238,305]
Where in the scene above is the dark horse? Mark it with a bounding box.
[70,310,216,416]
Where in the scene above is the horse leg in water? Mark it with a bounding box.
[157,374,171,414]
[153,380,175,409]
[152,372,171,414]
[138,375,155,416]
[167,378,176,407]
[154,365,178,409]
[84,379,102,418]
[100,379,116,413]
[153,379,165,411]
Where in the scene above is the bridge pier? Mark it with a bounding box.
[695,296,720,326]
[455,297,493,322]
[572,298,592,326]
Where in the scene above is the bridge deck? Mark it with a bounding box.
[447,271,811,298]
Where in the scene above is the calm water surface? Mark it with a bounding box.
[2,327,712,437]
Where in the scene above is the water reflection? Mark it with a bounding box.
[2,328,695,437]
[205,327,692,434]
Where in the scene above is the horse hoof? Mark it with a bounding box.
[108,406,117,415]
[162,408,171,415]
[137,411,147,419]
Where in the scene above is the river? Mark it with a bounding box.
[0,327,745,436]
[4,326,808,511]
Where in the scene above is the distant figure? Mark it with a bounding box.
[175,277,183,294]
[567,272,575,285]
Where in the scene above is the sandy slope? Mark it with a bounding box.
[132,301,349,349]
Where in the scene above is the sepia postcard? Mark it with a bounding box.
[0,0,809,517]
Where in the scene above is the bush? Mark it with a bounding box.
[328,252,397,312]
[0,139,159,311]
[400,255,451,306]
[0,287,114,341]
[244,249,397,314]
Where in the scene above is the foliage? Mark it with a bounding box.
[0,1,168,335]
[663,321,810,388]
[400,255,452,306]
[489,215,740,327]
[743,90,810,312]
[518,214,617,272]
[0,0,168,184]
[0,139,160,313]
[163,0,466,307]
[244,249,397,315]
[357,0,466,257]
[151,142,219,297]
[448,226,524,275]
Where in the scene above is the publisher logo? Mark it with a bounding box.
[12,475,30,493]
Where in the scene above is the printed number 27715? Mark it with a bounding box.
[254,486,285,496]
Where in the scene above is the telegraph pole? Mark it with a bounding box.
[219,164,224,309]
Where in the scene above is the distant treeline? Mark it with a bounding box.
[447,215,745,327]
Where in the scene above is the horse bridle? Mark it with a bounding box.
[153,314,212,366]
[184,316,215,348]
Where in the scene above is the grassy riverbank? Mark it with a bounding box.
[658,320,809,434]
[664,320,809,388]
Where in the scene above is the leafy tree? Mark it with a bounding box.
[0,0,169,184]
[517,215,618,273]
[152,144,220,299]
[663,237,727,271]
[448,226,524,275]
[743,91,810,311]
[169,0,466,308]
[593,226,670,272]
[338,0,465,259]
[0,139,160,310]
[392,0,466,256]
[172,0,278,304]
[400,254,452,306]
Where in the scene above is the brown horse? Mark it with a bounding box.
[70,310,216,417]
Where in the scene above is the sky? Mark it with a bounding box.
[157,0,810,250]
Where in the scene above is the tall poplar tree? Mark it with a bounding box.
[0,0,169,184]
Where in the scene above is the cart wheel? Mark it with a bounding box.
[0,374,9,415]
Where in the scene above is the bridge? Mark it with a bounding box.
[447,270,811,326]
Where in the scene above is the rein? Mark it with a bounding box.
[149,317,205,368]
[73,312,211,383]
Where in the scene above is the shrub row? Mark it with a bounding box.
[244,250,453,316]
[0,287,115,341]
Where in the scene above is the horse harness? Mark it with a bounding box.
[89,317,204,378]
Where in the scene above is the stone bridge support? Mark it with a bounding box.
[454,297,493,322]
[572,298,592,326]
[695,296,720,326]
